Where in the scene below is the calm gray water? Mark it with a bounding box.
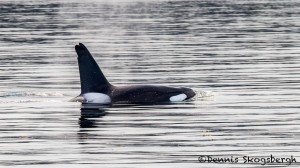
[1,0,300,167]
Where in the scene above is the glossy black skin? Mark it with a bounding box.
[75,43,196,104]
[110,85,195,104]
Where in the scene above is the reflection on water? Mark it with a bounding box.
[1,0,300,167]
[79,107,108,128]
[0,3,77,44]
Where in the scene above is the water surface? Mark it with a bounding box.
[1,0,300,167]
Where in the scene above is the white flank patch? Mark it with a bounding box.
[82,93,111,104]
[169,94,187,102]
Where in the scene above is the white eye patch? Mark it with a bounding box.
[82,93,111,104]
[169,94,187,102]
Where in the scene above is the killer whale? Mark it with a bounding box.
[75,43,196,104]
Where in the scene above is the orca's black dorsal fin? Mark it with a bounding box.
[75,43,110,94]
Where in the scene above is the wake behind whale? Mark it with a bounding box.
[74,43,196,104]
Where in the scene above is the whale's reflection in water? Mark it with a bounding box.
[79,104,109,128]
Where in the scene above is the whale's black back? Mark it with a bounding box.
[111,85,195,104]
[75,43,110,94]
